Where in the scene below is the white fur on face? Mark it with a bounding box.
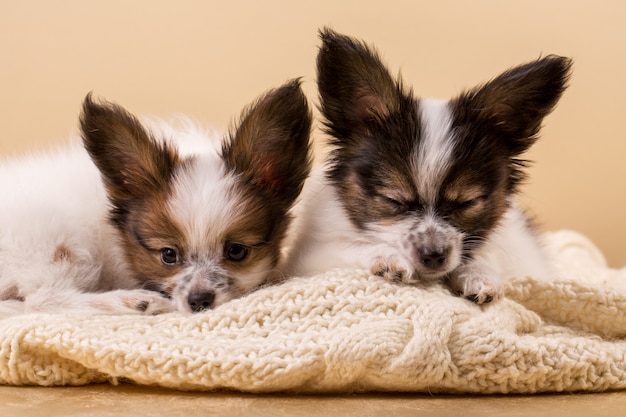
[165,154,239,311]
[165,152,275,311]
[369,97,464,280]
[412,98,455,205]
[167,153,242,254]
[367,209,464,279]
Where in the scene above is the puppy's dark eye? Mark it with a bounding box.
[225,243,249,262]
[160,247,179,265]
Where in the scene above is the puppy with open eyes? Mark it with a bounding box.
[0,80,311,317]
[282,29,572,304]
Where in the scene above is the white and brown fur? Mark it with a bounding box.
[282,29,571,304]
[0,80,311,317]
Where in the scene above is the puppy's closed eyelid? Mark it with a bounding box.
[381,195,405,206]
[458,196,484,207]
[377,194,409,214]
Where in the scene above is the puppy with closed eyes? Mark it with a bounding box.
[282,29,571,304]
[0,80,311,317]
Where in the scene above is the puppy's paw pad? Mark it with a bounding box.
[371,255,413,283]
[465,292,494,304]
[462,279,502,305]
[123,290,175,315]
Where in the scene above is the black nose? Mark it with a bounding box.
[418,247,448,269]
[188,291,215,312]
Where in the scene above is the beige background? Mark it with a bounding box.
[1,0,624,266]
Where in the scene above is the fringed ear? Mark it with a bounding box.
[222,79,312,212]
[317,28,406,143]
[80,93,179,206]
[455,55,572,155]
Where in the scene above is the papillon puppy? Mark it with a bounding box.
[282,29,571,304]
[0,80,311,316]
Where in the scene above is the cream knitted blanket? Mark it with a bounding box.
[1,230,625,394]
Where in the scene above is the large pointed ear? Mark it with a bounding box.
[222,79,312,211]
[80,93,179,205]
[455,55,572,155]
[317,28,406,142]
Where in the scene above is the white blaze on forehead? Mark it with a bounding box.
[413,98,455,204]
[167,152,242,253]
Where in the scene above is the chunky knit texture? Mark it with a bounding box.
[0,230,625,393]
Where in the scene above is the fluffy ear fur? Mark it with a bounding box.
[454,55,573,156]
[80,93,179,206]
[222,79,312,212]
[317,28,409,142]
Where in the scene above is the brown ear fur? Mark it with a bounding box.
[455,55,572,155]
[80,93,179,204]
[222,79,312,212]
[317,28,407,141]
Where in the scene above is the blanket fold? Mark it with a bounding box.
[1,230,625,393]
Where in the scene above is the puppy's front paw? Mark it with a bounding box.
[121,289,175,314]
[448,265,503,304]
[371,254,415,284]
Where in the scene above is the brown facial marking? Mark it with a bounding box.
[443,179,485,204]
[219,184,289,276]
[117,190,187,291]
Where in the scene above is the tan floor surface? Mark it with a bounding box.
[1,384,626,417]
